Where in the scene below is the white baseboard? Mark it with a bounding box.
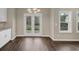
[54,39,79,41]
[11,36,16,40]
[49,36,54,41]
[16,35,79,41]
[16,35,50,37]
[49,36,79,41]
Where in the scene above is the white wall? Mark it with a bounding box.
[9,9,16,39]
[49,9,55,38]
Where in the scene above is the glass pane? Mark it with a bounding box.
[78,22,79,31]
[34,16,40,33]
[60,12,69,23]
[77,13,79,22]
[77,13,79,17]
[26,16,32,33]
[60,23,68,30]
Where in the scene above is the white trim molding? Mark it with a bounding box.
[24,13,42,36]
[54,39,79,41]
[16,35,50,37]
[49,35,79,41]
[11,36,16,40]
[16,35,79,41]
[76,11,79,33]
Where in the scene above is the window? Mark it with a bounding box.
[59,11,72,33]
[76,12,79,33]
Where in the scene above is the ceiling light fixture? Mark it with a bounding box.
[27,8,41,13]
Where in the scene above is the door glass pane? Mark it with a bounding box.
[78,22,79,31]
[77,13,79,22]
[26,16,32,33]
[77,13,79,31]
[60,23,68,30]
[34,16,40,33]
[60,12,69,23]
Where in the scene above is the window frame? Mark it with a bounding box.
[76,11,79,33]
[59,11,72,33]
[24,13,42,36]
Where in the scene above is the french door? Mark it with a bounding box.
[24,13,42,36]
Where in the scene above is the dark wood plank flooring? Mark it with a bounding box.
[54,41,79,51]
[0,37,55,51]
[1,37,79,51]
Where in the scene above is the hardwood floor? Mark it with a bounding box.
[54,41,79,51]
[0,37,55,51]
[1,37,79,51]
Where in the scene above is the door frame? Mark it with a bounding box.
[24,13,42,36]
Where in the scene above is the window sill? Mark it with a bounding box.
[59,31,72,33]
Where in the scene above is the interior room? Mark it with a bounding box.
[0,8,79,51]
